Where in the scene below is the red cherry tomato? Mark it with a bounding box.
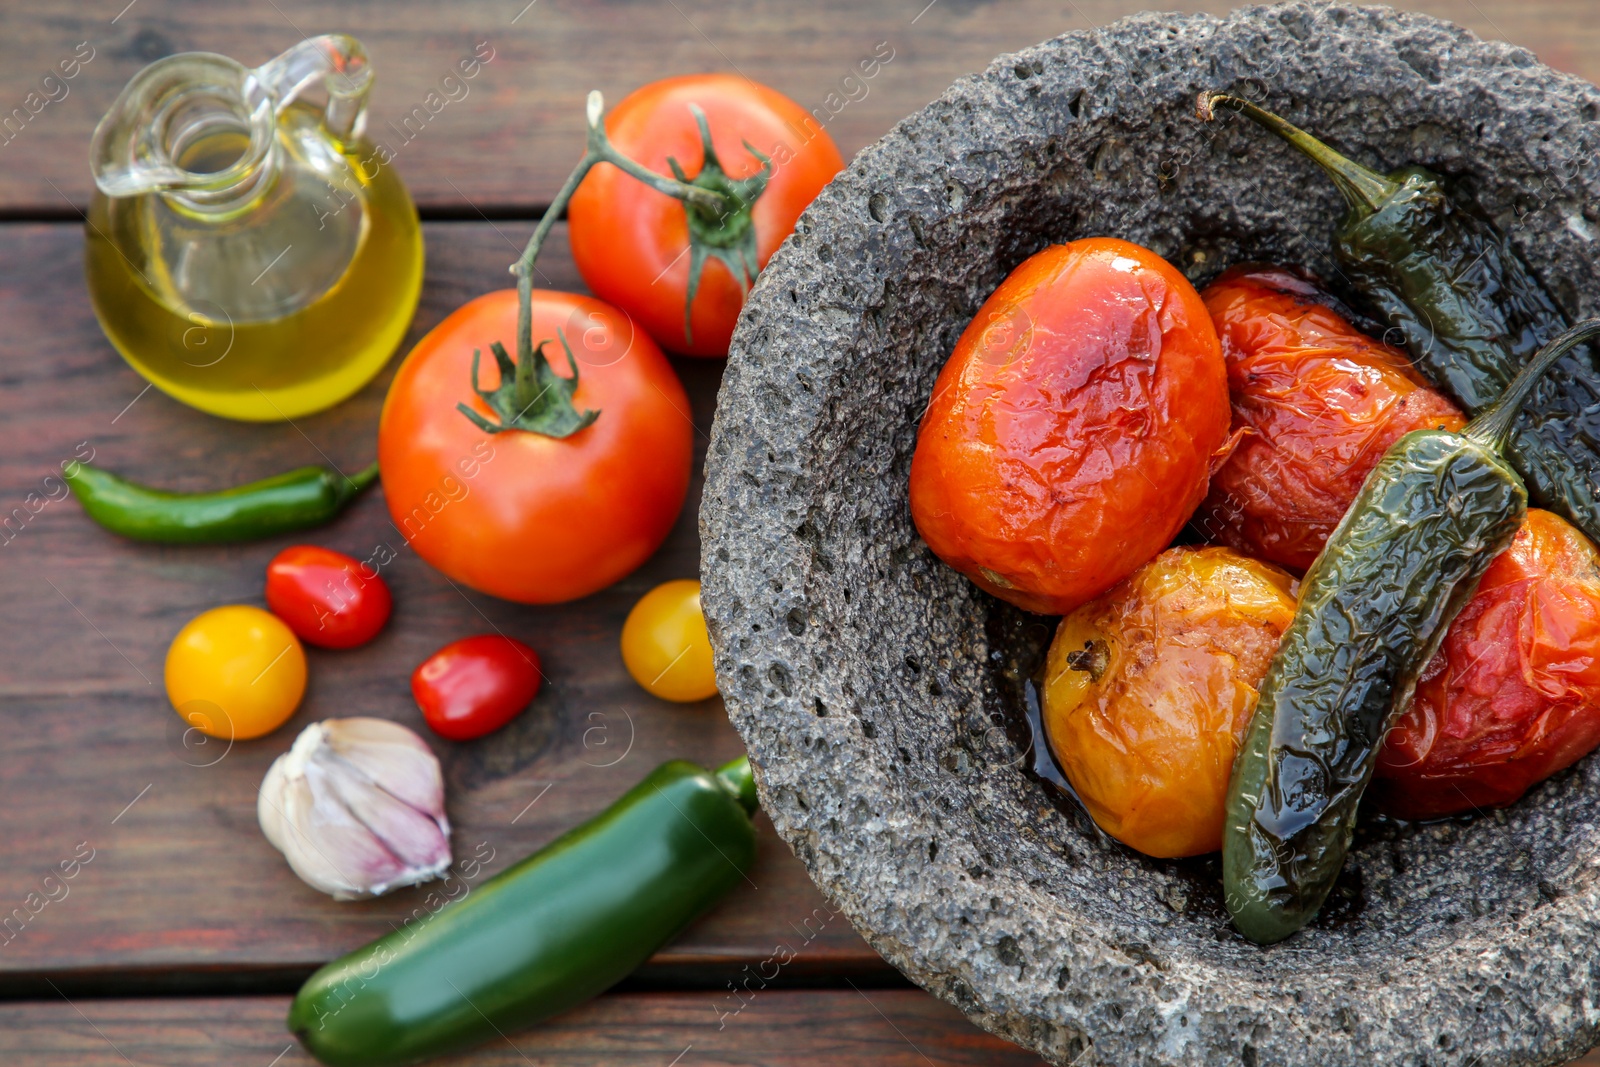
[264,545,392,649]
[412,635,542,741]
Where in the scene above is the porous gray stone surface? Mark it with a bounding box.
[700,4,1600,1064]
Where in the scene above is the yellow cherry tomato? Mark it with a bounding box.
[621,579,718,702]
[165,605,307,740]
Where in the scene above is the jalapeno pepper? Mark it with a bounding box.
[64,461,377,544]
[1223,318,1600,946]
[288,755,758,1067]
[1197,92,1600,546]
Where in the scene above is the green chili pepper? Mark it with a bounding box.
[1197,92,1600,544]
[64,460,377,544]
[288,755,758,1067]
[1222,319,1600,946]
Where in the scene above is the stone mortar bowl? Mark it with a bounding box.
[700,3,1600,1064]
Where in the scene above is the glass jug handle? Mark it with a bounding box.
[251,34,372,149]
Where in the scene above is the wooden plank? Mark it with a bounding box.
[5,991,1599,1066]
[0,219,881,980]
[3,0,1597,215]
[0,990,1048,1066]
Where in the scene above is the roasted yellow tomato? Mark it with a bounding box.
[165,605,307,741]
[1042,546,1296,858]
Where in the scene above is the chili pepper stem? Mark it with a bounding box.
[341,461,380,496]
[715,755,759,815]
[1196,92,1398,216]
[1466,319,1600,450]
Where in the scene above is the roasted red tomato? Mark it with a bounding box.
[910,237,1230,615]
[412,635,543,741]
[1374,509,1600,818]
[1042,546,1298,858]
[568,74,844,358]
[265,545,392,649]
[379,289,692,604]
[1194,265,1465,571]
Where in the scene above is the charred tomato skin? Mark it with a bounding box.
[1195,265,1466,571]
[1041,546,1298,858]
[1375,508,1600,818]
[910,237,1230,615]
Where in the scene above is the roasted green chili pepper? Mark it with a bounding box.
[64,461,377,544]
[1223,319,1600,946]
[289,756,758,1067]
[1197,92,1600,544]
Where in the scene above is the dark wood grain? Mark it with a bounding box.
[3,0,1598,215]
[0,990,1048,1065]
[0,219,882,983]
[5,991,1600,1066]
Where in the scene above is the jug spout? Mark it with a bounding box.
[252,35,372,145]
[89,35,372,209]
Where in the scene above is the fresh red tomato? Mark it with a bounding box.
[378,289,692,604]
[1374,509,1600,818]
[568,74,844,358]
[264,545,392,649]
[909,237,1230,615]
[412,635,542,741]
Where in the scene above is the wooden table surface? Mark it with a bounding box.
[2,1,1598,1064]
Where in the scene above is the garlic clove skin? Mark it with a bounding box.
[321,715,445,817]
[258,718,452,901]
[265,757,420,900]
[322,755,451,870]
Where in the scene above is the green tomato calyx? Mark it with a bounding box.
[667,104,772,344]
[456,333,600,438]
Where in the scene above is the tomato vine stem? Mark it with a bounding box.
[467,91,769,436]
[506,90,769,354]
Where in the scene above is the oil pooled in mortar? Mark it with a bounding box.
[985,602,1370,934]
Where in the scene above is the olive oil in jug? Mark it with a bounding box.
[86,35,423,421]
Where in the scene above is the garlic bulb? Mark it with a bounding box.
[258,718,452,900]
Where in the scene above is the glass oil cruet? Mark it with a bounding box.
[85,34,423,421]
